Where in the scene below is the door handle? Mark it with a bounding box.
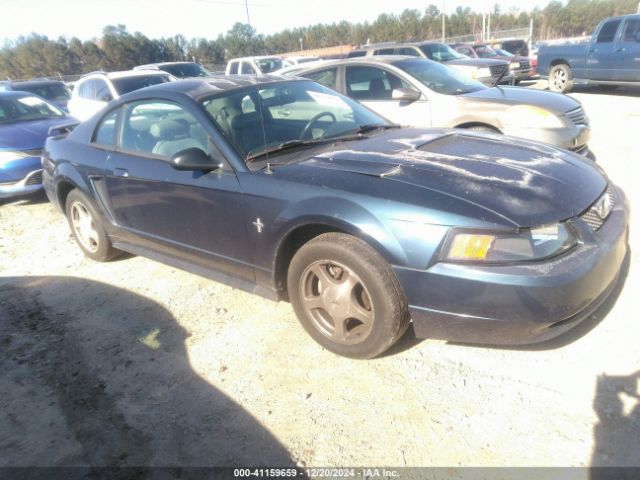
[114,168,129,178]
[615,47,625,53]
[589,48,597,53]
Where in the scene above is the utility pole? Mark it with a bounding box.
[487,11,491,40]
[442,0,446,42]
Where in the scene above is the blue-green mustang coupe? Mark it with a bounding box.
[42,76,629,358]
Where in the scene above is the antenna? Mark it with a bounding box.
[243,0,270,167]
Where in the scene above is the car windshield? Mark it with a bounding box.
[420,43,466,62]
[13,82,71,102]
[495,48,515,58]
[201,80,390,162]
[474,45,499,58]
[394,59,486,95]
[161,63,208,78]
[111,74,173,95]
[0,95,65,124]
[257,58,284,73]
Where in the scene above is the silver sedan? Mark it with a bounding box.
[285,56,591,157]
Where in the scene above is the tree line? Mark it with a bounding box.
[1,0,638,80]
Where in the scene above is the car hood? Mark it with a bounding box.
[445,58,506,67]
[462,86,581,114]
[0,116,72,150]
[299,128,606,227]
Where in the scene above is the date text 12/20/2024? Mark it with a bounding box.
[233,468,401,478]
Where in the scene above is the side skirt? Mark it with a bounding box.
[112,241,282,302]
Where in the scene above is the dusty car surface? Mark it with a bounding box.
[43,76,628,358]
[289,56,592,155]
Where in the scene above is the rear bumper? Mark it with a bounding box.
[394,186,629,345]
[0,169,43,199]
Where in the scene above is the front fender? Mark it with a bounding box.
[265,196,410,269]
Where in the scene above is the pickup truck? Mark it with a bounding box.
[538,14,640,93]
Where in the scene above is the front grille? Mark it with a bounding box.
[580,185,615,231]
[24,169,43,186]
[566,106,589,126]
[490,64,507,77]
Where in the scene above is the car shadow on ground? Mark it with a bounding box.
[0,276,300,473]
[0,190,49,207]
[590,370,640,478]
[572,84,640,97]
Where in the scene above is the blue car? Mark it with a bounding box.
[0,91,74,199]
[42,77,629,358]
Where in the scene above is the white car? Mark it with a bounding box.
[225,56,285,75]
[68,70,175,121]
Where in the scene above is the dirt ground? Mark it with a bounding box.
[1,86,639,472]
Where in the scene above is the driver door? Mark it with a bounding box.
[102,99,253,281]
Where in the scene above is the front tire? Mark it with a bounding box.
[65,189,119,262]
[287,233,410,359]
[549,64,573,93]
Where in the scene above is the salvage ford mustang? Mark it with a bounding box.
[42,76,629,358]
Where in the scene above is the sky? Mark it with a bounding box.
[2,0,551,43]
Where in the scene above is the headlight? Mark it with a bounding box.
[509,63,519,70]
[472,67,491,79]
[505,105,564,128]
[442,222,577,263]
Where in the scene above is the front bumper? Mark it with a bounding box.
[503,123,591,152]
[394,186,629,345]
[0,169,43,199]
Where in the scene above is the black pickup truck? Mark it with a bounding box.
[538,14,640,93]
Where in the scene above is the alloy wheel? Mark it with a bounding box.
[70,201,100,253]
[299,260,374,345]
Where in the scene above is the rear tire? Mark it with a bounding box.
[287,233,410,359]
[65,189,120,262]
[549,64,573,93]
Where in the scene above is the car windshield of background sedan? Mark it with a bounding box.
[162,63,208,78]
[474,45,500,58]
[420,43,467,61]
[14,83,71,103]
[111,74,173,96]
[256,58,284,73]
[0,95,64,124]
[201,80,389,161]
[394,59,487,95]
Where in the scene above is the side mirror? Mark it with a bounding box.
[171,148,221,172]
[392,88,421,103]
[98,93,113,102]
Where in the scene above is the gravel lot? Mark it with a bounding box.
[1,86,639,471]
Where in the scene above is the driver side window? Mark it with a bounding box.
[119,100,208,160]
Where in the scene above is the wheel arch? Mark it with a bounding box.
[270,211,408,297]
[454,122,502,133]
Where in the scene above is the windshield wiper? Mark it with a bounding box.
[246,140,310,162]
[353,123,401,134]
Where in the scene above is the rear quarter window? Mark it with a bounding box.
[596,19,622,43]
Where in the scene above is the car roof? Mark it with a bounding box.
[228,56,282,62]
[137,61,199,68]
[0,90,40,98]
[116,74,305,102]
[295,55,425,69]
[81,70,173,81]
[10,80,66,87]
